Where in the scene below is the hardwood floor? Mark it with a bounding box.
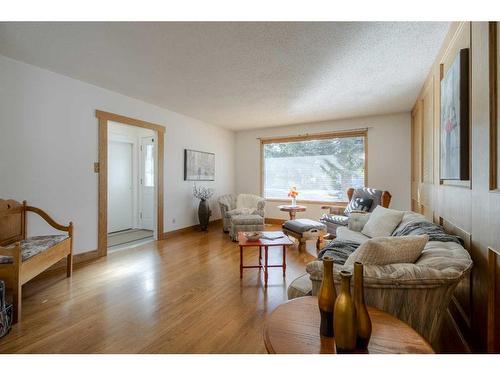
[0,223,315,353]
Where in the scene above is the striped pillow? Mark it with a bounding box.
[344,197,373,216]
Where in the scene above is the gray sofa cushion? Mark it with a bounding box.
[283,219,326,233]
[344,235,429,267]
[361,206,404,237]
[336,226,370,244]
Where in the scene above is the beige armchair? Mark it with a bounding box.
[218,194,265,232]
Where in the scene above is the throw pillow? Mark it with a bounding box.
[347,212,371,232]
[361,206,404,238]
[344,197,374,216]
[344,234,429,267]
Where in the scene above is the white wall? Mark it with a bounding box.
[235,113,411,220]
[0,55,235,254]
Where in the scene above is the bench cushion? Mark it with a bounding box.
[0,235,69,264]
[283,219,326,233]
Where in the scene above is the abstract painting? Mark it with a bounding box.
[440,48,469,181]
[184,149,215,181]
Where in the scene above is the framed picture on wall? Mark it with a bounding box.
[184,149,215,181]
[440,48,470,181]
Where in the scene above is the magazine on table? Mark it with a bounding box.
[260,232,285,240]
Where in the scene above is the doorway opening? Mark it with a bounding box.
[107,122,156,251]
[96,110,165,257]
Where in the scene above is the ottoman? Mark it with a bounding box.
[282,219,327,254]
[287,273,313,300]
[230,214,265,241]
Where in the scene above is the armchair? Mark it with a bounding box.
[320,187,391,235]
[218,194,265,233]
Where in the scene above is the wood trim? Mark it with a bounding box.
[44,249,100,272]
[157,133,165,240]
[98,117,108,257]
[96,110,165,134]
[162,219,222,239]
[259,129,368,198]
[259,128,368,144]
[96,110,165,256]
[490,22,499,190]
[265,218,286,225]
[488,247,499,352]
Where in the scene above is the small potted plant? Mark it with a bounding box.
[193,184,215,231]
[288,186,299,207]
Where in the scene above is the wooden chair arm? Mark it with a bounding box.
[0,243,22,265]
[26,206,72,233]
[320,205,345,215]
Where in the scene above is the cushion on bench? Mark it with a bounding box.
[283,219,326,233]
[0,235,69,264]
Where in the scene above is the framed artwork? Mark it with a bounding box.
[440,48,470,181]
[184,149,215,181]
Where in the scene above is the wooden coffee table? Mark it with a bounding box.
[263,296,434,354]
[278,205,307,220]
[238,231,294,287]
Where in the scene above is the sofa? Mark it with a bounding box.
[288,210,473,347]
[218,194,265,233]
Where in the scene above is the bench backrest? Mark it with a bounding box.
[0,199,26,247]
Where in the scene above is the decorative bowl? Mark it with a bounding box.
[244,231,262,241]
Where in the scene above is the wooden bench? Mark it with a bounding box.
[0,199,73,323]
[282,219,327,256]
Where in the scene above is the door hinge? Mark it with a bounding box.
[140,212,143,219]
[140,178,143,185]
[94,162,100,173]
[140,145,143,151]
[152,138,154,143]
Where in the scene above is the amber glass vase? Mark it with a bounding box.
[354,262,372,349]
[318,256,336,337]
[333,270,357,353]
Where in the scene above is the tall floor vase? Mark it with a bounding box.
[198,199,211,231]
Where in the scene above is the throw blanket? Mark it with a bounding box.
[317,240,359,265]
[392,220,464,245]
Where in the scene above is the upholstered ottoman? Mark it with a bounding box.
[287,273,313,299]
[282,219,327,254]
[230,214,265,241]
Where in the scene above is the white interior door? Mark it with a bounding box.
[140,136,155,231]
[108,141,133,233]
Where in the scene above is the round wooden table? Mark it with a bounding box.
[263,296,434,354]
[278,204,306,220]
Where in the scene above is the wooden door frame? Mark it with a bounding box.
[96,110,165,257]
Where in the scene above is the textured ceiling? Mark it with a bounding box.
[0,22,449,130]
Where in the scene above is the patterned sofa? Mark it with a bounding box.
[289,211,472,347]
[218,194,265,233]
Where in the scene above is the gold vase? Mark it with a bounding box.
[333,270,356,353]
[318,256,336,337]
[354,262,372,349]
